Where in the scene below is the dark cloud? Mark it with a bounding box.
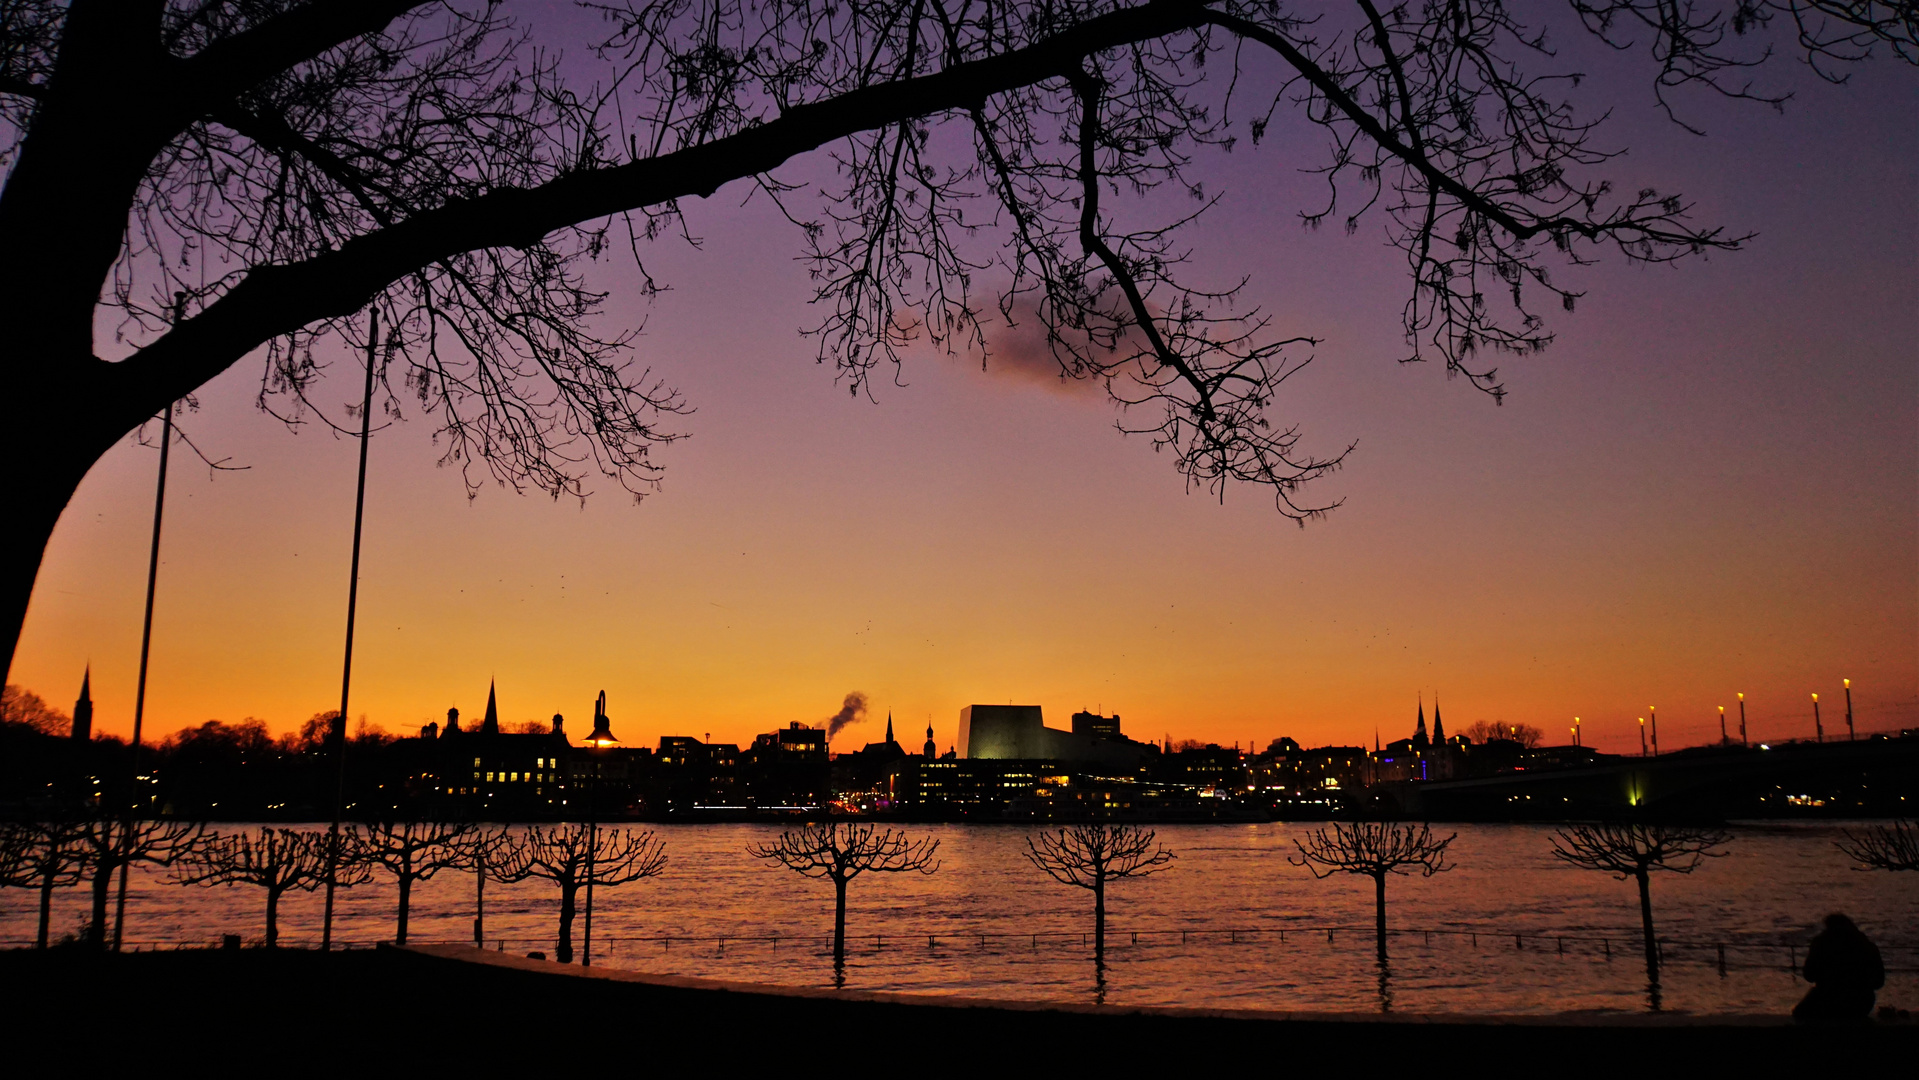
[958,299,1142,398]
[824,691,868,741]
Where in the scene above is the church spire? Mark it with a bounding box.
[481,679,500,735]
[924,720,936,759]
[885,711,894,744]
[1432,695,1445,743]
[71,665,93,742]
[1413,694,1429,749]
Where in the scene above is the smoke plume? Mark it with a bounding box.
[824,691,868,741]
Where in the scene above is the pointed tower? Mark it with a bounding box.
[1412,695,1429,750]
[923,721,936,759]
[1431,696,1445,744]
[885,712,895,745]
[481,680,501,735]
[71,667,94,742]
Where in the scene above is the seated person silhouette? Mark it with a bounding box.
[1793,913,1884,1023]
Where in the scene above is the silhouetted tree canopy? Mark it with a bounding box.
[3,0,1912,677]
[1026,822,1174,960]
[497,823,667,963]
[1836,819,1919,872]
[750,821,939,973]
[1291,820,1453,959]
[178,825,351,946]
[1,684,71,737]
[0,819,89,948]
[1549,820,1732,981]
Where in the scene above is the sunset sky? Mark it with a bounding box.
[10,30,1915,757]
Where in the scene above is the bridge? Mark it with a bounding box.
[1371,735,1919,820]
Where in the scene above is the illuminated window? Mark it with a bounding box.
[486,772,495,782]
[473,757,482,767]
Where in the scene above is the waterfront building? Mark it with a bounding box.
[958,704,1156,769]
[741,723,829,809]
[431,681,574,814]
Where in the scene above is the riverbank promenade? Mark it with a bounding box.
[6,944,1911,1068]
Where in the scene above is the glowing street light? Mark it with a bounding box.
[1718,705,1727,745]
[1812,693,1823,744]
[1737,693,1748,746]
[1648,706,1659,756]
[1573,717,1582,748]
[1638,717,1648,757]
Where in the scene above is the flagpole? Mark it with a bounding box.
[322,312,378,951]
[111,403,171,952]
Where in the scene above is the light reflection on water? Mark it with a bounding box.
[7,821,1912,1015]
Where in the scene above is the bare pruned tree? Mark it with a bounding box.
[459,825,518,948]
[1291,822,1454,960]
[179,826,363,947]
[749,822,940,975]
[0,820,89,947]
[77,815,201,949]
[354,820,475,944]
[1549,821,1733,982]
[1836,819,1919,872]
[4,1,1910,680]
[1025,824,1175,963]
[497,824,667,964]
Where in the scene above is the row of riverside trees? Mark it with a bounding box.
[4,817,1913,979]
[0,818,666,962]
[751,818,1919,989]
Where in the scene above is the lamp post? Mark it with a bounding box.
[1648,706,1659,756]
[1718,706,1727,745]
[1573,717,1582,748]
[1843,679,1855,741]
[1638,717,1647,757]
[1737,693,1748,746]
[1811,693,1823,744]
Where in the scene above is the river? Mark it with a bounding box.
[7,821,1912,1014]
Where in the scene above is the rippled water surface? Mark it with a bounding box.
[8,822,1913,1015]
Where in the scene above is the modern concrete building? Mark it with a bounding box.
[957,704,1154,770]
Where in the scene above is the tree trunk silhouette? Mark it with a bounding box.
[37,864,59,948]
[556,881,577,964]
[833,877,849,970]
[473,850,486,946]
[86,857,112,948]
[396,874,412,946]
[1636,868,1658,982]
[1093,878,1106,959]
[265,883,284,947]
[1373,873,1389,961]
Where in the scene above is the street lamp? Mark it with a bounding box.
[1844,679,1855,741]
[1718,706,1727,745]
[1638,717,1647,757]
[1648,706,1659,756]
[1811,693,1823,744]
[1737,693,1748,746]
[1573,717,1582,748]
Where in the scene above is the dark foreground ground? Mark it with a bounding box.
[4,944,1912,1071]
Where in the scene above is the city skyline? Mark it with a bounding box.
[7,26,1914,758]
